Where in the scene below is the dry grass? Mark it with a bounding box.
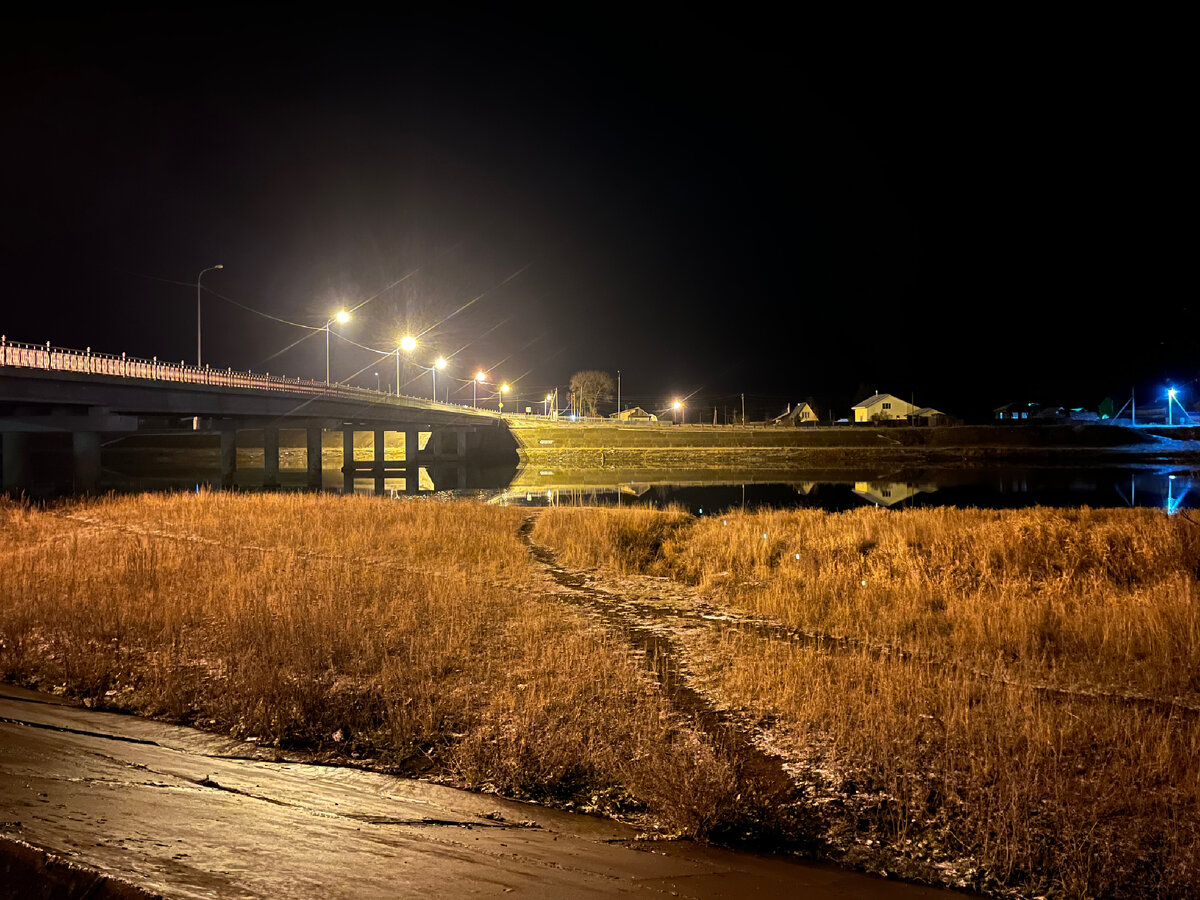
[0,492,743,837]
[534,505,1200,897]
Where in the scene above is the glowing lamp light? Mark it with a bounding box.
[334,310,350,324]
[476,371,487,382]
[400,335,417,352]
[501,383,510,393]
[673,400,682,409]
[434,357,447,370]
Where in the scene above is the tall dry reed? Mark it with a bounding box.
[534,505,1200,897]
[0,493,746,838]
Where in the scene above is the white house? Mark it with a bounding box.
[851,393,917,423]
[611,406,658,422]
[772,402,819,426]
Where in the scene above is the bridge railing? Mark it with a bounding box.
[0,336,497,417]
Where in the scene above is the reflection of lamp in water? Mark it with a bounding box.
[1166,474,1188,515]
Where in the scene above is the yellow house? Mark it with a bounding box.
[612,406,658,422]
[852,392,916,423]
[772,402,819,425]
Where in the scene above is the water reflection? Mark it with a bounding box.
[489,466,1200,516]
[22,439,1200,516]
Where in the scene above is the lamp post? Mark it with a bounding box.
[326,310,350,383]
[474,371,487,408]
[673,399,683,424]
[432,357,446,402]
[497,382,510,413]
[544,393,552,416]
[196,264,223,367]
[1169,388,1178,426]
[394,335,417,396]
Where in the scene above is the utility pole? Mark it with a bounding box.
[617,370,621,415]
[741,393,745,426]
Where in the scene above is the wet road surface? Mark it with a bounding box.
[0,683,963,898]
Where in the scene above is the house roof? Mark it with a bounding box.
[910,407,945,417]
[851,393,904,409]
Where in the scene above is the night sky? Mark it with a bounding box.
[1,12,1190,421]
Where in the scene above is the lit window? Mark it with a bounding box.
[883,402,891,410]
[1021,412,1028,419]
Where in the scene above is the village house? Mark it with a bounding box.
[610,406,657,422]
[851,392,917,424]
[771,402,819,426]
[994,402,1042,422]
[907,407,953,426]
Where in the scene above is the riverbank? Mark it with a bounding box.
[507,421,1200,469]
[2,494,1197,896]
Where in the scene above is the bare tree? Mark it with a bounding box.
[569,370,615,418]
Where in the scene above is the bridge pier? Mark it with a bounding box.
[374,429,386,495]
[72,432,101,493]
[306,426,323,489]
[342,429,354,493]
[219,429,237,489]
[2,432,29,492]
[263,428,280,489]
[405,429,420,494]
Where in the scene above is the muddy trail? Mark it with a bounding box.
[516,516,827,852]
[516,517,1197,722]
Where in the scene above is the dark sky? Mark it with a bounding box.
[1,11,1190,421]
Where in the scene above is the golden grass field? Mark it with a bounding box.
[533,505,1200,897]
[2,493,1198,896]
[0,493,743,836]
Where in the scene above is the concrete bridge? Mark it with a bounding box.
[0,337,517,494]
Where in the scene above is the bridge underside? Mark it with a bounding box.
[0,368,517,496]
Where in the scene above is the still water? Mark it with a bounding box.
[25,443,1200,515]
[494,465,1200,516]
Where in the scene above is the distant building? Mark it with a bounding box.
[772,402,819,426]
[611,406,657,422]
[994,402,1042,422]
[852,392,917,423]
[907,407,953,427]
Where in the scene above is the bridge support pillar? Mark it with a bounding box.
[374,430,386,495]
[405,429,420,494]
[263,428,279,489]
[2,432,29,492]
[456,429,467,459]
[342,428,355,493]
[72,431,101,493]
[306,427,323,489]
[219,429,237,489]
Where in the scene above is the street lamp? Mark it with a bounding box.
[498,382,510,413]
[395,335,417,396]
[196,264,223,367]
[544,393,552,416]
[432,357,446,402]
[474,370,487,408]
[673,399,683,424]
[326,309,350,383]
[1169,388,1179,426]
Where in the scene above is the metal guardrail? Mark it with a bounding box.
[0,336,498,417]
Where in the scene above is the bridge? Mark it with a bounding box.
[0,337,517,494]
